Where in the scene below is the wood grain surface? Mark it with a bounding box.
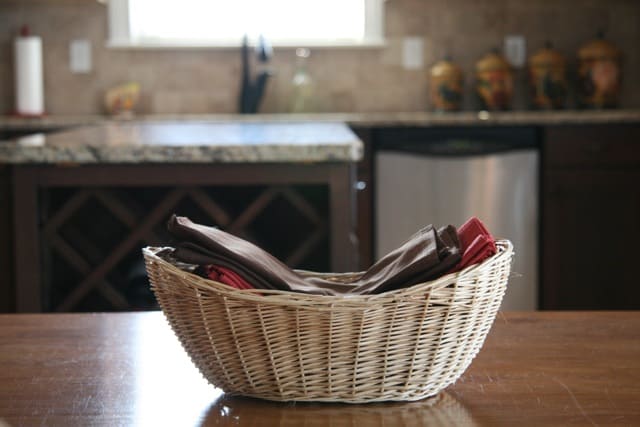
[0,311,638,426]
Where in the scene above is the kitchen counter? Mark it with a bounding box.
[0,121,363,164]
[4,121,362,312]
[1,109,640,132]
[1,311,638,426]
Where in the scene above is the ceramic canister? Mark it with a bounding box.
[475,50,513,111]
[429,58,464,112]
[577,33,621,108]
[528,42,568,109]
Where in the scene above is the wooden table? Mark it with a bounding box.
[1,311,638,426]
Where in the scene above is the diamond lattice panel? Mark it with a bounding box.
[41,185,329,312]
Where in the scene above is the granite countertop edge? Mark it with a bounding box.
[0,144,363,164]
[0,121,364,165]
[2,110,640,130]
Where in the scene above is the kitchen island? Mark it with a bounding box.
[0,311,638,426]
[0,121,363,312]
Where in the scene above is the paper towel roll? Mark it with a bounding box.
[14,35,44,116]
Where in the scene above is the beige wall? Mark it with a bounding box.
[1,0,638,115]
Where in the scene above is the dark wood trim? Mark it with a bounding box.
[329,163,358,272]
[36,164,335,187]
[350,127,374,270]
[0,165,13,312]
[13,166,42,312]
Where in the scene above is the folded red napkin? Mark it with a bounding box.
[454,217,497,271]
[195,264,254,290]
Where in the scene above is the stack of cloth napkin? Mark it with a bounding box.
[164,214,496,296]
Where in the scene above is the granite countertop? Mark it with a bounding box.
[0,121,363,164]
[2,110,638,164]
[1,109,640,131]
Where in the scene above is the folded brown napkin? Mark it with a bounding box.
[167,215,461,295]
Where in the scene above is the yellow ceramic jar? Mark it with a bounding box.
[475,50,513,111]
[429,58,464,112]
[528,43,568,109]
[577,33,621,108]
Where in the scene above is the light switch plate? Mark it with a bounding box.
[402,37,424,70]
[504,35,526,68]
[70,39,92,74]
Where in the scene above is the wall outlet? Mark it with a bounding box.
[70,39,92,74]
[402,37,424,70]
[504,35,526,68]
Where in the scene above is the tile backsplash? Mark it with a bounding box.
[1,0,638,115]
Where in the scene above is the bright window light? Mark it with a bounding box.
[107,0,384,47]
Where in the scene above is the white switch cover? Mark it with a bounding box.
[402,37,424,70]
[504,35,526,68]
[70,39,92,73]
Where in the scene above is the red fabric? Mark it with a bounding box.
[201,265,254,290]
[453,217,497,271]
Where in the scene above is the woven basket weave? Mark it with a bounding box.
[143,239,513,403]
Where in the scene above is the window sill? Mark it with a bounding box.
[105,38,387,50]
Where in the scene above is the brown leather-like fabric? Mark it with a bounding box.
[167,215,461,295]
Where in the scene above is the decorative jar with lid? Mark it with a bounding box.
[577,32,621,109]
[528,42,568,109]
[429,57,464,112]
[475,50,513,111]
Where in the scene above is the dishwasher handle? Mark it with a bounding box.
[378,138,537,157]
[374,127,539,157]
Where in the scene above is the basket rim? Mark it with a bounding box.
[143,239,513,306]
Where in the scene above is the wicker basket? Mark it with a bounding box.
[143,240,513,403]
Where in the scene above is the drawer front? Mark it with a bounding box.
[544,124,640,168]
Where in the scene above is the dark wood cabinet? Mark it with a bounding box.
[541,124,640,309]
[0,165,13,312]
[10,163,358,312]
[354,121,640,309]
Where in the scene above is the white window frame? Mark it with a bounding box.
[104,0,386,49]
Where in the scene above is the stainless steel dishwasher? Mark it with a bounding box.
[374,127,539,310]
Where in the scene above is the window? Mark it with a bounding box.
[106,0,385,48]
